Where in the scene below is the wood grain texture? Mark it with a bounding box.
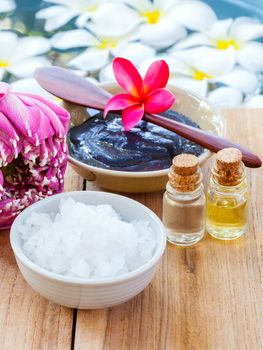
[74,109,263,350]
[0,164,84,350]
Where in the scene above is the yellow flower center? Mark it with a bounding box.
[97,39,117,50]
[193,70,213,81]
[84,4,97,12]
[0,60,9,68]
[142,9,161,24]
[216,39,240,50]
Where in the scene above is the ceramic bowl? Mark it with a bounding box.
[10,191,166,309]
[65,83,226,193]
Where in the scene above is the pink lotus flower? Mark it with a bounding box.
[0,82,70,229]
[104,57,175,131]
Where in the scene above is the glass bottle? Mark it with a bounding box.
[206,148,248,240]
[162,154,206,246]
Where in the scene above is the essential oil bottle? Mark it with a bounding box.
[162,154,206,246]
[206,148,248,240]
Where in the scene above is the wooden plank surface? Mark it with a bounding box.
[0,166,83,350]
[0,110,262,350]
[73,109,263,350]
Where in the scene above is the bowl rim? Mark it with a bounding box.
[10,190,166,286]
[67,83,226,178]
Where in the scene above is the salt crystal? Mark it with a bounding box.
[20,198,156,279]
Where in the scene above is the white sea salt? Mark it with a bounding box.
[19,198,156,279]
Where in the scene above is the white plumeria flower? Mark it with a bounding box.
[0,32,51,79]
[1,0,16,13]
[206,67,259,107]
[244,95,263,108]
[51,28,155,72]
[90,0,217,49]
[140,47,236,97]
[174,17,263,73]
[36,0,109,32]
[99,42,155,82]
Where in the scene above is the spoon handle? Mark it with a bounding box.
[34,67,262,168]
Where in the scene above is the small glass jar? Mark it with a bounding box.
[163,181,206,246]
[162,154,206,246]
[206,151,248,240]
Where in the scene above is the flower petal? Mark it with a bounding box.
[36,6,78,31]
[173,46,235,77]
[51,29,98,50]
[99,63,115,82]
[237,41,263,73]
[208,87,243,107]
[143,60,169,95]
[122,104,144,131]
[1,0,16,12]
[89,3,141,37]
[0,31,18,60]
[12,36,50,62]
[206,18,233,39]
[113,57,143,97]
[8,57,51,78]
[104,94,139,118]
[69,48,109,71]
[244,95,263,108]
[0,82,12,100]
[169,77,208,96]
[214,68,259,94]
[173,33,211,50]
[231,17,263,42]
[139,19,187,49]
[144,88,175,114]
[169,0,217,31]
[112,42,155,66]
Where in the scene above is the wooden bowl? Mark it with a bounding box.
[64,83,226,193]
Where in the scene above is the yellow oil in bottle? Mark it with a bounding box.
[206,148,248,240]
[206,193,248,239]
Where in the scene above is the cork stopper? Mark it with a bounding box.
[213,148,244,186]
[169,154,202,192]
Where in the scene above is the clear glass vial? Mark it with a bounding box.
[206,148,248,240]
[162,154,206,246]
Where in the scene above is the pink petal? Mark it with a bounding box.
[122,104,144,131]
[144,88,175,114]
[104,94,139,119]
[0,82,12,101]
[17,92,70,131]
[0,170,3,186]
[143,60,170,96]
[113,57,143,98]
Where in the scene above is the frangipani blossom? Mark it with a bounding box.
[99,42,155,82]
[104,58,175,131]
[174,17,263,73]
[0,31,50,80]
[36,0,108,31]
[51,29,155,72]
[140,47,236,97]
[0,82,70,229]
[0,0,16,13]
[91,0,217,49]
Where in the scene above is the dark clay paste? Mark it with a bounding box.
[68,109,205,172]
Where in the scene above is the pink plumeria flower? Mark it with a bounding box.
[104,57,175,131]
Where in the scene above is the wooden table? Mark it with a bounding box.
[0,109,262,350]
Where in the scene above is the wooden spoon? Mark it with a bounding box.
[34,67,261,168]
